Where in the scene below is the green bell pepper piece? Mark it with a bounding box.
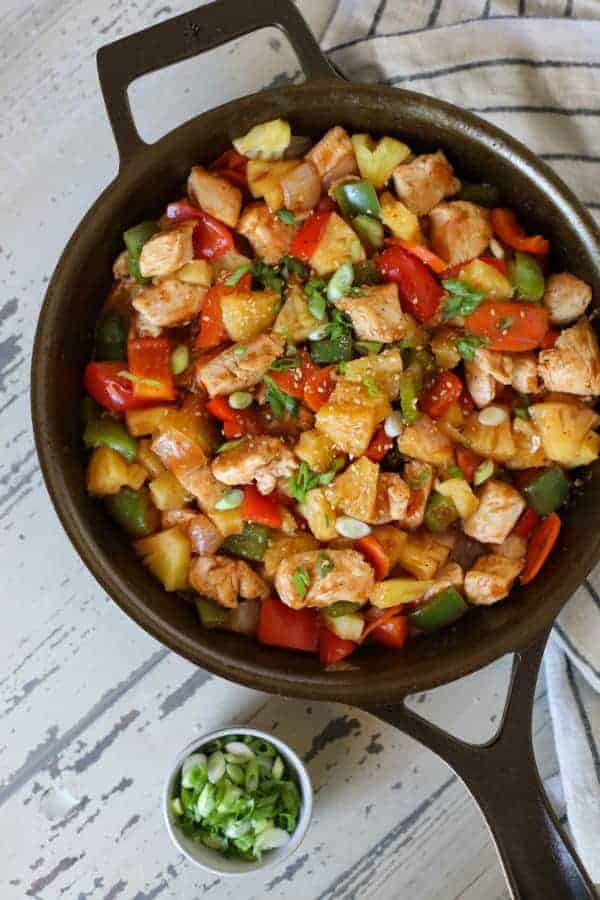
[84,418,138,462]
[94,311,127,361]
[353,259,384,286]
[409,587,468,633]
[455,183,501,207]
[509,251,545,302]
[333,180,381,218]
[522,466,569,516]
[326,601,362,618]
[196,596,231,629]
[309,332,354,365]
[81,395,101,428]
[424,491,459,534]
[353,214,384,251]
[222,523,271,562]
[399,373,421,425]
[124,221,160,283]
[104,487,160,538]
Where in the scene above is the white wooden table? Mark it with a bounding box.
[0,2,565,897]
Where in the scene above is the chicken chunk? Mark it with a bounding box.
[280,161,321,213]
[151,430,227,510]
[334,283,414,343]
[139,223,195,278]
[511,352,539,395]
[311,212,365,276]
[275,549,374,610]
[464,554,523,605]
[543,272,592,325]
[189,556,268,609]
[366,473,411,525]
[188,165,242,228]
[305,126,358,190]
[196,332,284,397]
[211,436,298,495]
[466,349,539,404]
[492,534,527,561]
[538,319,600,396]
[187,513,224,556]
[403,460,434,530]
[113,250,130,280]
[464,357,497,409]
[132,280,207,328]
[392,151,460,217]
[463,479,525,545]
[421,562,464,602]
[237,201,297,265]
[429,201,492,266]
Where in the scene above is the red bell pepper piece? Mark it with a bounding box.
[268,366,305,401]
[420,371,463,419]
[258,596,319,652]
[371,615,409,649]
[540,328,559,349]
[465,301,549,352]
[319,627,356,665]
[455,445,483,482]
[84,362,153,413]
[165,202,234,259]
[364,425,394,463]
[127,337,175,402]
[513,507,540,539]
[355,535,390,580]
[360,605,403,643]
[490,208,550,256]
[386,238,447,275]
[375,245,443,323]
[303,364,337,412]
[196,285,229,349]
[241,485,282,529]
[205,395,262,439]
[520,512,561,584]
[290,209,331,263]
[209,150,248,189]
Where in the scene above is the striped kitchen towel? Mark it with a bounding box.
[321,0,600,881]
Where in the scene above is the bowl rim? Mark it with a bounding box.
[162,726,313,877]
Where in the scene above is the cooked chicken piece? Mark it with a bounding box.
[473,348,512,385]
[492,534,527,561]
[429,201,492,266]
[305,126,358,190]
[113,250,130,280]
[139,223,195,278]
[467,348,539,401]
[187,513,224,556]
[280,161,321,213]
[275,549,374,610]
[196,332,284,396]
[211,435,298,495]
[463,479,525,545]
[366,473,411,525]
[543,272,592,325]
[464,357,498,409]
[151,430,226,511]
[510,352,539,395]
[237,201,297,265]
[538,319,600,396]
[334,283,414,343]
[464,554,523,605]
[403,460,434,530]
[211,247,252,277]
[161,509,196,530]
[189,556,268,609]
[130,310,163,338]
[421,562,464,602]
[188,165,242,228]
[392,151,460,217]
[311,212,365,276]
[132,280,206,328]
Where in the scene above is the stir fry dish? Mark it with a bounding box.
[82,118,600,666]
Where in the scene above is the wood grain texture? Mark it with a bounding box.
[0,1,569,897]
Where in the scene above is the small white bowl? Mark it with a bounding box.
[163,727,313,877]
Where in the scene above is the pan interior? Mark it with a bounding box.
[32,81,600,705]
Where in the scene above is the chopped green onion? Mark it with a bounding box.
[293,566,311,599]
[456,332,488,362]
[355,340,383,355]
[234,345,247,357]
[277,208,296,225]
[216,437,246,454]
[215,489,244,511]
[442,279,485,321]
[316,551,334,577]
[225,263,253,286]
[171,344,189,374]
[304,279,328,320]
[446,465,464,480]
[362,376,380,398]
[326,601,361,617]
[117,370,162,389]
[207,751,226,784]
[228,391,253,410]
[272,757,285,780]
[473,459,494,486]
[263,374,299,418]
[327,262,354,301]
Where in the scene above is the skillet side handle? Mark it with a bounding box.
[360,629,596,900]
[96,0,338,167]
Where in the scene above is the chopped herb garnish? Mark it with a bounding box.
[233,345,247,357]
[293,566,311,598]
[277,208,296,225]
[280,255,309,280]
[216,438,246,454]
[455,332,488,362]
[117,370,162,389]
[446,465,464,480]
[497,315,513,331]
[263,374,298,418]
[224,263,253,286]
[514,406,530,420]
[304,279,328,320]
[321,308,354,343]
[269,355,301,372]
[362,376,380,398]
[251,259,284,294]
[288,460,344,504]
[442,279,485,321]
[316,552,334,577]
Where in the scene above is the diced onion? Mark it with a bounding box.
[171,344,190,374]
[478,406,508,426]
[335,516,371,539]
[384,412,404,438]
[215,489,244,511]
[228,391,253,410]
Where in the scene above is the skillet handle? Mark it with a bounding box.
[96,0,338,167]
[360,629,596,899]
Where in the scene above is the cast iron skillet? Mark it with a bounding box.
[31,1,600,896]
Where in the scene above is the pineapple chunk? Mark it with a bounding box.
[397,415,454,467]
[208,507,244,538]
[372,525,408,570]
[264,533,319,578]
[134,527,191,591]
[246,159,299,211]
[136,439,166,478]
[370,578,435,608]
[176,260,213,286]
[315,400,377,457]
[329,378,391,423]
[87,447,147,496]
[148,470,191,511]
[295,429,338,472]
[459,259,513,300]
[125,406,171,437]
[379,191,421,242]
[396,531,450,580]
[220,289,279,342]
[463,409,516,462]
[322,613,364,642]
[311,212,366,276]
[431,327,462,370]
[274,281,318,342]
[233,118,291,160]
[342,348,404,400]
[300,488,337,541]
[436,478,479,518]
[327,456,379,521]
[529,400,600,468]
[506,417,549,470]
[351,134,411,188]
